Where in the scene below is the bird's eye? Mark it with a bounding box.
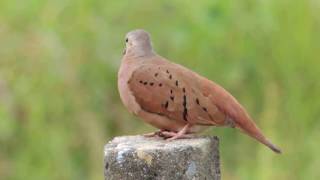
[125,38,128,43]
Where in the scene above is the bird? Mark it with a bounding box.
[118,29,281,154]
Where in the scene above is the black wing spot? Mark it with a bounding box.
[150,82,154,86]
[183,108,188,121]
[164,101,169,109]
[182,88,186,93]
[154,73,158,77]
[159,83,163,87]
[169,74,172,79]
[202,107,207,112]
[166,70,169,74]
[170,96,174,101]
[170,89,173,94]
[139,80,143,84]
[182,95,188,121]
[143,82,148,85]
[175,80,179,86]
[196,98,200,105]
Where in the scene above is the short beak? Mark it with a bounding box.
[122,47,126,55]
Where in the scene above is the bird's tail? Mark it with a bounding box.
[236,115,282,154]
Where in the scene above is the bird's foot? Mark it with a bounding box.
[143,130,165,137]
[161,124,194,141]
[160,131,194,140]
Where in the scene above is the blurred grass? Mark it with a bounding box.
[0,0,319,179]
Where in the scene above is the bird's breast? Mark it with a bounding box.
[118,61,142,115]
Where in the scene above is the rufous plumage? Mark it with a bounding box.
[118,29,281,153]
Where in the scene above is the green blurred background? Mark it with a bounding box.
[0,0,319,179]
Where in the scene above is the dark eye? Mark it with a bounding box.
[125,38,128,43]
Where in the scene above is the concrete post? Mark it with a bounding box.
[104,135,221,180]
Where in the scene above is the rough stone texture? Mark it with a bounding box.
[104,135,220,180]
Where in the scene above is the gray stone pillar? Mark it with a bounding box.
[104,135,221,180]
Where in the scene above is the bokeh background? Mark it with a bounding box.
[0,0,319,179]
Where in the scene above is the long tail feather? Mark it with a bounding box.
[237,121,282,154]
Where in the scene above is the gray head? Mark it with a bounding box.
[123,29,154,57]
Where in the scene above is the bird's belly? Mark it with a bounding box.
[137,109,209,133]
[137,109,187,132]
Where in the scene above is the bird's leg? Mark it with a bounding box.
[159,131,179,138]
[163,124,194,141]
[143,129,165,137]
[160,131,194,139]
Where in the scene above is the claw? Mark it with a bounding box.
[143,124,195,140]
[143,130,164,137]
[164,124,194,140]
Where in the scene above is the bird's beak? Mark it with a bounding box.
[123,47,126,55]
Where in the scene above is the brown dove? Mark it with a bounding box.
[118,29,281,153]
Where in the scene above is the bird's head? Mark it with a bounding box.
[123,29,154,57]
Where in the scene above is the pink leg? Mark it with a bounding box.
[161,131,194,139]
[160,131,178,138]
[164,124,194,141]
[143,129,165,137]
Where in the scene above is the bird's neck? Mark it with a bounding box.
[125,45,155,59]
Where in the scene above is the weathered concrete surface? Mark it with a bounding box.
[104,135,220,180]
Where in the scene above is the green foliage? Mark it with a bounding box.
[0,0,319,179]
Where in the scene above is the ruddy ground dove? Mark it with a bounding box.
[118,29,281,153]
